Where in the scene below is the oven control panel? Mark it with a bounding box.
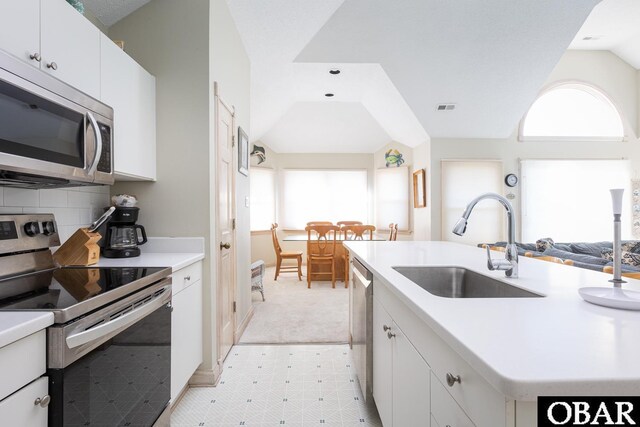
[0,214,60,254]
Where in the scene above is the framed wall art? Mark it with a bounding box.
[413,169,426,208]
[238,126,249,176]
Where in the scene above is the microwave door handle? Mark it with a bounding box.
[66,283,171,349]
[86,111,102,175]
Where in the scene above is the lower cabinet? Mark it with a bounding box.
[369,269,536,427]
[373,297,430,427]
[431,372,475,427]
[171,261,204,402]
[0,376,48,426]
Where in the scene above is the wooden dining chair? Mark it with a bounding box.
[271,223,303,281]
[307,221,334,226]
[338,221,363,240]
[341,225,376,284]
[305,224,340,288]
[388,223,398,241]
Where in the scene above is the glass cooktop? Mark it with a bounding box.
[0,266,171,323]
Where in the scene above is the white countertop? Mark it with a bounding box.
[0,312,53,349]
[344,240,640,400]
[96,252,204,271]
[95,237,205,271]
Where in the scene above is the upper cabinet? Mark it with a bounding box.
[0,0,157,182]
[0,0,100,99]
[0,1,40,68]
[100,35,157,181]
[40,0,101,99]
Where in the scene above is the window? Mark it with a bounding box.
[280,169,368,229]
[250,168,276,231]
[441,160,503,245]
[521,83,624,140]
[521,160,631,242]
[375,167,409,230]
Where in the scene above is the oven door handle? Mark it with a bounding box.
[66,284,171,349]
[86,111,102,176]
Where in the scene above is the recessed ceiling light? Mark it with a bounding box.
[582,35,602,41]
[329,69,341,75]
[325,93,334,97]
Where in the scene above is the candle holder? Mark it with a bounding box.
[579,189,640,310]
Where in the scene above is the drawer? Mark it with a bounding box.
[431,372,475,427]
[172,261,203,294]
[374,282,505,427]
[0,330,46,401]
[0,376,48,427]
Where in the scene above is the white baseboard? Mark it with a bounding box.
[235,304,255,343]
[189,365,222,387]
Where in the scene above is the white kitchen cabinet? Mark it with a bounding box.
[171,261,203,402]
[0,0,101,98]
[0,330,46,401]
[0,376,48,427]
[370,274,507,427]
[0,0,40,67]
[373,297,430,427]
[100,34,157,181]
[373,298,393,427]
[40,0,101,98]
[431,372,475,427]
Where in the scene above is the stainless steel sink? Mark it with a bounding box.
[392,266,543,298]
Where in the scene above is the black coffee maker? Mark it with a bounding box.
[101,207,148,258]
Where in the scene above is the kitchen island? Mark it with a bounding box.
[344,240,640,427]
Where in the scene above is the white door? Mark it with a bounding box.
[0,0,40,66]
[41,0,101,98]
[216,86,236,365]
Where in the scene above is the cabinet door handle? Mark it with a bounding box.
[220,242,231,250]
[34,395,51,408]
[29,53,41,62]
[446,372,461,387]
[46,61,58,70]
[382,325,391,332]
[387,331,396,339]
[184,275,191,281]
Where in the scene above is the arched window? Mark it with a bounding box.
[520,83,624,141]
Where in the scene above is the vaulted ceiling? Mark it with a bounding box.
[228,0,600,151]
[84,0,636,153]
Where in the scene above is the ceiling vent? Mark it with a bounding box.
[436,104,456,111]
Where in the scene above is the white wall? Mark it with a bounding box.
[210,0,252,344]
[108,0,214,371]
[429,50,640,241]
[0,186,109,243]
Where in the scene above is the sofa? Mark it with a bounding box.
[484,239,640,273]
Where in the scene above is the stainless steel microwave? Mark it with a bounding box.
[0,49,113,189]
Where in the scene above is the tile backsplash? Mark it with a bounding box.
[0,186,111,244]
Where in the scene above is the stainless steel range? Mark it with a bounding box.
[0,214,172,427]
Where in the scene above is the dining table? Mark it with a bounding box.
[283,234,387,282]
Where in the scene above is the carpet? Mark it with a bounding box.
[239,266,349,344]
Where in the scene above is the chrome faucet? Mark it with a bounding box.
[452,193,518,278]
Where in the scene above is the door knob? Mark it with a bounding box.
[446,372,461,387]
[34,395,50,408]
[220,242,231,250]
[387,331,396,339]
[46,61,58,70]
[29,53,41,62]
[382,325,391,332]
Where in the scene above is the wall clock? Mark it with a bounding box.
[505,173,518,187]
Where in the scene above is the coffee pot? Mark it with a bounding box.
[101,207,147,258]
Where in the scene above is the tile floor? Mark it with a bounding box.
[171,344,382,426]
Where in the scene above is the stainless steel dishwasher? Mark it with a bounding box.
[350,257,373,400]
